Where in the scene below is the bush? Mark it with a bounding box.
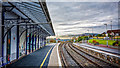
[113,41,120,46]
[78,37,82,42]
[92,40,99,45]
[50,39,56,43]
[92,40,96,43]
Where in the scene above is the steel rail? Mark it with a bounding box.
[70,43,119,67]
[64,43,83,67]
[59,43,68,67]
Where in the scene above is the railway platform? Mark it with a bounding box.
[1,42,120,68]
[74,43,120,55]
[3,43,58,68]
[48,43,61,67]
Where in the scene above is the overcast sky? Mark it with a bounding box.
[47,2,119,36]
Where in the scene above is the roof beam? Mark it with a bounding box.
[8,2,52,35]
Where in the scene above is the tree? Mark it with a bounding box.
[78,36,82,42]
[96,34,102,37]
[72,36,76,42]
[83,36,88,40]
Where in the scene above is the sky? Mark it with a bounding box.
[47,2,119,36]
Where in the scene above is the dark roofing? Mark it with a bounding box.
[107,29,120,34]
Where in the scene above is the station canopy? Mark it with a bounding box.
[2,1,55,36]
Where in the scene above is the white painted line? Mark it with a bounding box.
[57,43,62,67]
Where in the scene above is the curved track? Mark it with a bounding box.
[59,42,119,68]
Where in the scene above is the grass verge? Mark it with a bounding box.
[88,39,120,46]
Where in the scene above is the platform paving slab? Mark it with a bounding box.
[48,43,60,68]
[6,43,55,68]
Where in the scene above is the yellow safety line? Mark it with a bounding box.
[40,46,53,68]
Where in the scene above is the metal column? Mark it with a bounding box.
[25,23,28,55]
[1,6,4,66]
[32,35,34,52]
[40,36,42,48]
[35,35,36,50]
[38,35,39,49]
[44,38,46,46]
[16,21,19,59]
[29,25,31,53]
[0,2,2,64]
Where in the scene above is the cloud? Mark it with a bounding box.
[47,2,118,36]
[46,0,120,2]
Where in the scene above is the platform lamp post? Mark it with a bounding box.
[92,27,93,38]
[87,29,89,38]
[104,24,108,47]
[109,16,113,40]
[110,20,113,40]
[116,33,119,41]
[87,30,89,43]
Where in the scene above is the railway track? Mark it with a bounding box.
[73,43,120,65]
[59,43,80,67]
[59,42,119,68]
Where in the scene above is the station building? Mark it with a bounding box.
[107,29,120,36]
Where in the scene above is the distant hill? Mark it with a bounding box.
[60,33,99,37]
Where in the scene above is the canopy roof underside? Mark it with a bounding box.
[2,1,55,36]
